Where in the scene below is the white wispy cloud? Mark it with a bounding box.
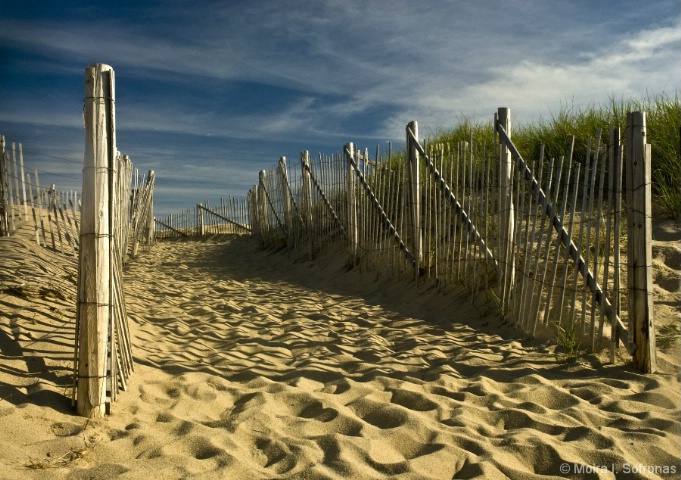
[2,1,677,136]
[1,0,678,211]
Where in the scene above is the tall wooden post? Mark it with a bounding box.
[301,151,314,259]
[610,128,622,363]
[406,121,422,281]
[247,188,256,236]
[625,111,655,373]
[77,63,115,418]
[248,187,261,240]
[278,157,293,248]
[497,108,515,307]
[258,171,269,246]
[345,143,359,266]
[0,136,8,236]
[11,144,20,230]
[198,204,205,235]
[16,143,28,221]
[147,180,155,245]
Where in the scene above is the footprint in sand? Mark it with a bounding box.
[50,421,85,437]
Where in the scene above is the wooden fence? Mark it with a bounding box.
[249,108,656,372]
[0,137,81,252]
[0,142,155,263]
[154,196,250,239]
[73,64,156,418]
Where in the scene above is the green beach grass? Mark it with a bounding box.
[420,94,680,219]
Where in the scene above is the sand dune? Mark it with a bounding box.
[0,217,679,479]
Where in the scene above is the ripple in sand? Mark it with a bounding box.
[156,412,178,423]
[253,437,297,473]
[513,384,582,410]
[390,388,439,412]
[68,464,130,479]
[562,425,615,449]
[186,435,227,460]
[624,390,680,409]
[366,456,410,476]
[297,400,336,421]
[487,409,568,435]
[183,383,218,402]
[361,406,409,430]
[50,421,85,437]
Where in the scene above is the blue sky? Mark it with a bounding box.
[1,0,678,217]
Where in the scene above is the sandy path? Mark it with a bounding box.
[1,227,679,479]
[111,236,681,478]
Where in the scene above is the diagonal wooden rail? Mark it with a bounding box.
[406,126,498,271]
[495,123,632,352]
[344,145,415,266]
[301,159,347,239]
[196,203,251,232]
[259,171,285,230]
[154,219,187,237]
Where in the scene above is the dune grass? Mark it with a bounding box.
[422,93,680,219]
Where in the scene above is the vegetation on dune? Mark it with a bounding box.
[414,93,680,219]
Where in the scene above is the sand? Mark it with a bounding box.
[0,216,679,479]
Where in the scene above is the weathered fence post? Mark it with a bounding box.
[278,156,293,248]
[257,171,269,246]
[609,127,622,363]
[17,143,28,221]
[345,143,359,266]
[77,63,115,418]
[625,111,656,373]
[0,136,8,236]
[147,184,155,245]
[247,188,257,238]
[406,121,422,281]
[301,151,314,259]
[11,143,21,230]
[130,170,154,257]
[497,108,515,309]
[198,203,205,235]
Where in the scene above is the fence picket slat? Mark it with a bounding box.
[530,156,562,333]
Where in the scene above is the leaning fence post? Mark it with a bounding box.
[248,187,261,241]
[625,111,656,373]
[77,63,115,418]
[345,143,359,266]
[18,143,28,221]
[406,121,422,282]
[145,170,155,245]
[497,108,515,309]
[0,136,7,236]
[257,171,269,246]
[278,156,293,248]
[198,203,205,236]
[11,144,20,229]
[301,151,314,259]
